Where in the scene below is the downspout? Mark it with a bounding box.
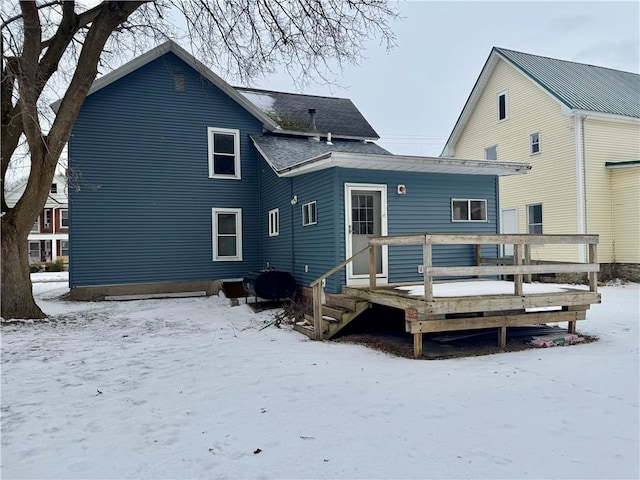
[574,114,586,262]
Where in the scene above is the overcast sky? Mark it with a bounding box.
[248,1,640,157]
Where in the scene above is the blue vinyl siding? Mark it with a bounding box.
[69,53,264,287]
[290,170,340,291]
[335,168,499,289]
[259,160,293,272]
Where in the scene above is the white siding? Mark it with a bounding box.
[584,118,640,262]
[453,58,580,261]
[610,166,640,263]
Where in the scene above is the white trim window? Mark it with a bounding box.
[268,208,279,237]
[530,132,541,155]
[484,145,498,161]
[30,217,40,233]
[527,204,543,234]
[208,127,241,179]
[497,91,508,121]
[302,201,317,226]
[60,209,69,228]
[212,208,243,261]
[452,199,487,222]
[60,240,69,256]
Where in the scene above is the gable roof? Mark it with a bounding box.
[51,41,280,131]
[442,47,640,156]
[237,88,379,140]
[53,41,377,140]
[5,174,68,208]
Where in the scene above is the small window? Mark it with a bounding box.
[60,240,69,256]
[60,209,69,228]
[212,208,243,261]
[484,145,497,161]
[268,208,279,237]
[530,132,540,154]
[302,201,317,226]
[452,199,487,222]
[44,209,52,229]
[50,183,57,194]
[527,204,543,234]
[497,91,508,121]
[31,217,40,233]
[208,127,240,179]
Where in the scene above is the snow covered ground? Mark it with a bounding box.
[1,273,638,479]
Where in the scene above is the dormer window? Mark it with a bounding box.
[497,91,508,121]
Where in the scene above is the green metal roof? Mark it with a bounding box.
[495,47,640,118]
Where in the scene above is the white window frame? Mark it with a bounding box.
[527,203,543,234]
[451,198,488,222]
[28,241,40,261]
[497,90,508,121]
[530,132,541,155]
[268,208,279,237]
[60,209,69,228]
[44,209,52,229]
[212,208,243,261]
[302,201,317,226]
[208,127,241,180]
[60,240,69,256]
[31,217,40,233]
[50,183,57,194]
[484,145,498,161]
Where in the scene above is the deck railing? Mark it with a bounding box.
[310,233,599,340]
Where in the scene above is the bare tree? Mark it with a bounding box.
[1,0,397,319]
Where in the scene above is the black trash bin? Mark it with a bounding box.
[243,270,296,300]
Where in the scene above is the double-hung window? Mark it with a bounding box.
[212,208,243,261]
[302,201,317,226]
[452,199,487,222]
[268,208,279,237]
[208,127,240,179]
[530,132,540,154]
[527,204,543,234]
[60,209,69,228]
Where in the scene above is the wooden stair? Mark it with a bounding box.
[293,293,370,339]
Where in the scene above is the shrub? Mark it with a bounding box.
[45,258,66,272]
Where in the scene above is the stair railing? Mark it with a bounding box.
[309,245,372,340]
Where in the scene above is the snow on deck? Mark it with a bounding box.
[396,280,589,297]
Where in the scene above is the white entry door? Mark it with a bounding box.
[501,208,518,256]
[345,184,388,285]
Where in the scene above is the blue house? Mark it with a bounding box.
[66,41,529,301]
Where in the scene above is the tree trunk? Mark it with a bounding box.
[1,216,45,319]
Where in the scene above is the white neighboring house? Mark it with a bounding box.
[5,174,69,265]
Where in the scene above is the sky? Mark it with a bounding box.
[2,273,638,478]
[247,1,640,156]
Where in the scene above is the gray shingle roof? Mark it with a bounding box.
[237,88,379,139]
[251,135,390,171]
[495,47,640,118]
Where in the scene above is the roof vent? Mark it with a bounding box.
[326,132,333,145]
[308,108,317,131]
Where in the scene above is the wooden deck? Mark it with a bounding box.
[306,233,601,358]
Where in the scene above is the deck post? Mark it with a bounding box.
[369,245,376,290]
[413,332,423,358]
[513,243,523,296]
[498,326,507,348]
[524,244,532,283]
[588,243,598,292]
[423,239,433,302]
[475,244,482,278]
[312,282,323,341]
